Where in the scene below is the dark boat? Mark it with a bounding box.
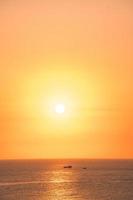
[64,165,72,168]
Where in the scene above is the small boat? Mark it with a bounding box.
[64,165,72,168]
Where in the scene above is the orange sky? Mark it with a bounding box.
[0,0,133,159]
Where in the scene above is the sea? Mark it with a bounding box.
[0,159,133,200]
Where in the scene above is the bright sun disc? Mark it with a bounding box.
[55,104,65,114]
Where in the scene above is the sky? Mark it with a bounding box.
[0,0,133,159]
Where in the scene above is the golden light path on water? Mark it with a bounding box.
[41,169,76,200]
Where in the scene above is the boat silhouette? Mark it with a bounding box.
[64,165,72,168]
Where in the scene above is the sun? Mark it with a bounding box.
[55,103,65,114]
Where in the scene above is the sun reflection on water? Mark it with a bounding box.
[41,169,79,200]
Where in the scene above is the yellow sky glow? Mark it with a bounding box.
[0,0,133,159]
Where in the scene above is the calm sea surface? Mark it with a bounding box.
[0,159,133,200]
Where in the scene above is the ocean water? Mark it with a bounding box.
[0,159,133,200]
